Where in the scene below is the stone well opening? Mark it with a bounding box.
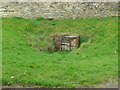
[53,34,80,51]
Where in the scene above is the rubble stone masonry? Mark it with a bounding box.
[0,2,118,19]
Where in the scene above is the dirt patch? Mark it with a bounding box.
[96,78,118,88]
[2,78,118,88]
[2,85,40,88]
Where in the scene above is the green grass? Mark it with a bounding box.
[2,17,118,87]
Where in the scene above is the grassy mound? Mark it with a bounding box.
[2,17,118,87]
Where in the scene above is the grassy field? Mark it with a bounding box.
[2,17,118,88]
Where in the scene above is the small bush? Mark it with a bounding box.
[36,17,45,21]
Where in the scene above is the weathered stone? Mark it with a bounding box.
[53,34,80,51]
[0,2,118,19]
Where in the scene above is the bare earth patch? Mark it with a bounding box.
[97,78,118,88]
[2,78,118,88]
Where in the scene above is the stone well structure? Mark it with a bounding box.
[53,35,80,51]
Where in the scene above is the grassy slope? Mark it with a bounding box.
[2,17,118,87]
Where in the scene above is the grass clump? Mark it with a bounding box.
[36,17,45,21]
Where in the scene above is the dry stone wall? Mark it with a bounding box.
[0,2,118,19]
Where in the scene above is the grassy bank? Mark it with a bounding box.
[2,17,118,87]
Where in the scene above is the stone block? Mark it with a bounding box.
[53,34,80,51]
